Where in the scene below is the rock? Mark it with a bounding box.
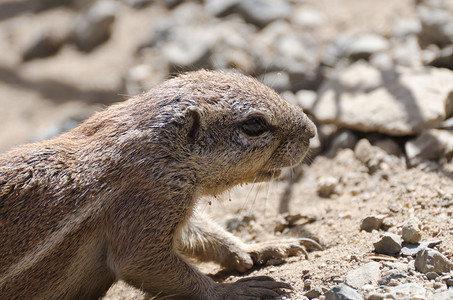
[225,213,256,232]
[31,116,86,142]
[365,293,385,300]
[324,33,390,63]
[378,268,407,285]
[402,217,422,244]
[433,290,453,300]
[393,18,422,39]
[429,45,453,70]
[258,72,291,93]
[373,233,402,255]
[388,283,427,299]
[317,176,339,197]
[123,0,152,8]
[360,215,386,232]
[354,139,390,174]
[72,0,118,52]
[295,90,317,112]
[205,0,238,17]
[327,130,358,157]
[426,271,438,280]
[391,35,424,68]
[35,0,76,10]
[235,0,292,28]
[324,284,364,300]
[442,116,453,129]
[446,277,453,287]
[161,27,214,73]
[417,5,453,48]
[345,262,381,289]
[405,129,453,166]
[374,139,402,157]
[22,30,65,61]
[400,240,443,256]
[346,33,390,60]
[304,288,322,299]
[254,26,321,91]
[291,7,326,29]
[159,0,183,9]
[313,62,453,136]
[415,248,453,274]
[324,284,363,300]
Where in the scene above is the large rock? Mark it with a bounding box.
[207,0,292,28]
[71,0,119,52]
[417,5,453,48]
[311,62,453,136]
[405,129,453,166]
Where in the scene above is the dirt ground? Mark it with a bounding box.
[1,0,452,299]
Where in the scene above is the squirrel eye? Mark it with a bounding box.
[241,116,269,137]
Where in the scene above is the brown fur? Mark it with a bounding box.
[0,70,316,299]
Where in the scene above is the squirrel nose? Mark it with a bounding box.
[305,116,317,139]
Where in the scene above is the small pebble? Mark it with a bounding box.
[373,233,402,255]
[360,215,386,232]
[426,271,438,280]
[304,288,322,299]
[402,217,422,244]
[324,284,363,300]
[317,176,339,197]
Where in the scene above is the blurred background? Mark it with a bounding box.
[0,0,452,166]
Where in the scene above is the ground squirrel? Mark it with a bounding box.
[0,70,317,299]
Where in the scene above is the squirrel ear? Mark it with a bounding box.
[185,107,201,141]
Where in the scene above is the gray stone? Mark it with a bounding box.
[161,27,214,72]
[22,30,64,61]
[324,33,389,63]
[295,90,317,112]
[72,0,118,52]
[235,0,292,28]
[373,233,402,255]
[225,213,256,232]
[354,139,390,174]
[432,289,453,300]
[324,284,364,300]
[388,283,427,299]
[402,217,422,244]
[378,268,407,285]
[317,176,339,198]
[446,277,453,287]
[345,262,381,289]
[291,7,326,28]
[258,72,291,93]
[205,0,238,17]
[393,18,421,39]
[346,33,390,60]
[415,248,453,274]
[401,240,443,256]
[304,288,322,299]
[312,62,453,136]
[326,130,358,157]
[426,271,438,280]
[360,215,386,232]
[123,0,152,8]
[418,5,453,48]
[429,45,453,70]
[405,129,453,166]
